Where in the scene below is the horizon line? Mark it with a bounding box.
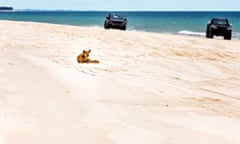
[12,8,240,12]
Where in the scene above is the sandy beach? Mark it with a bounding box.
[0,20,240,144]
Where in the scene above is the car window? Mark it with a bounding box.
[213,20,228,25]
[111,15,123,19]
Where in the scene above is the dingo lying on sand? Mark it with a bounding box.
[77,49,99,63]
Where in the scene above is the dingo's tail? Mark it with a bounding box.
[90,60,100,63]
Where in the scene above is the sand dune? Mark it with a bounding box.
[0,20,240,144]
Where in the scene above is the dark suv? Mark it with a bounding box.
[104,13,127,30]
[206,18,232,40]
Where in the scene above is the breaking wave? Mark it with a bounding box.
[177,30,240,39]
[177,30,205,37]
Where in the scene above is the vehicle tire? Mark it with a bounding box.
[206,31,213,38]
[224,33,232,40]
[121,26,126,30]
[206,32,210,38]
[104,22,110,29]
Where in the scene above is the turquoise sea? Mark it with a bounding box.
[1,11,240,39]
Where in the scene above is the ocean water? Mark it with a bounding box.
[1,11,240,39]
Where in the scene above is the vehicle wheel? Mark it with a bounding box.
[224,33,232,40]
[206,31,213,38]
[104,25,110,29]
[120,26,126,30]
[206,32,210,38]
[104,22,110,29]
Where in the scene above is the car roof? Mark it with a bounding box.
[212,18,228,21]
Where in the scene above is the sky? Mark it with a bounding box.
[1,0,240,11]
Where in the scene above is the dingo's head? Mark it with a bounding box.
[82,49,91,58]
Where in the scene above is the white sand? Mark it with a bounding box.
[0,20,240,144]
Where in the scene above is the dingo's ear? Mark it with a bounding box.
[83,50,86,53]
[89,49,91,53]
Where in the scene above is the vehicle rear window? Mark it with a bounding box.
[213,20,228,25]
[111,15,123,19]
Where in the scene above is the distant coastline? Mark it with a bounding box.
[0,6,13,11]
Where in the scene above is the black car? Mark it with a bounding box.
[206,18,232,40]
[104,13,127,30]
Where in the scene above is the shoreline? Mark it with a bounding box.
[0,11,240,40]
[0,20,240,41]
[1,20,240,144]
